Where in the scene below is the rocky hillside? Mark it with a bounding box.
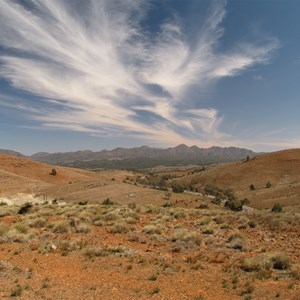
[179,149,300,208]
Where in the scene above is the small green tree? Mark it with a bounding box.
[224,199,243,211]
[172,183,184,193]
[250,184,255,191]
[102,198,114,205]
[50,168,57,176]
[266,181,272,188]
[272,203,282,213]
[211,196,221,205]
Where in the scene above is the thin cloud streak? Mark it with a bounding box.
[0,0,279,146]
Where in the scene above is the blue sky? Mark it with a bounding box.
[0,0,299,155]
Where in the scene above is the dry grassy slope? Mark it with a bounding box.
[0,153,203,207]
[0,153,98,184]
[181,149,300,208]
[0,153,100,197]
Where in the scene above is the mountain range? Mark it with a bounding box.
[0,145,257,169]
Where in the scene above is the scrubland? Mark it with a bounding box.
[0,201,299,299]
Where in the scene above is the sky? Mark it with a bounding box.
[0,0,299,155]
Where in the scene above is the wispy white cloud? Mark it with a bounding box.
[0,0,279,147]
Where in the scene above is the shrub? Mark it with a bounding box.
[250,184,255,191]
[172,183,184,193]
[14,223,28,234]
[227,232,246,251]
[266,181,272,188]
[29,217,47,228]
[225,199,243,211]
[75,223,91,234]
[171,228,201,246]
[242,255,272,272]
[53,221,70,233]
[271,253,291,270]
[10,285,22,297]
[142,224,163,235]
[248,220,257,228]
[174,210,187,219]
[127,203,136,210]
[94,220,104,227]
[150,287,160,295]
[85,246,127,258]
[50,169,57,176]
[228,237,246,251]
[197,204,209,209]
[272,203,282,213]
[18,203,33,215]
[211,197,221,205]
[103,212,119,221]
[109,221,129,234]
[102,198,114,205]
[202,226,214,235]
[204,184,220,196]
[197,216,212,226]
[148,275,157,281]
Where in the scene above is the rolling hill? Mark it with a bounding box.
[179,149,300,208]
[0,153,199,206]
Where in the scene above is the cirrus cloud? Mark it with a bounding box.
[0,0,279,147]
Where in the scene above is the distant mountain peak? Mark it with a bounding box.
[174,144,189,150]
[30,144,256,169]
[0,149,25,158]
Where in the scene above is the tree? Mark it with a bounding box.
[266,181,272,188]
[211,196,221,205]
[272,203,282,213]
[224,199,243,211]
[250,184,255,191]
[172,183,184,193]
[50,168,57,176]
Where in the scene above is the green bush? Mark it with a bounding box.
[211,197,221,205]
[225,199,243,211]
[250,184,255,191]
[171,228,201,245]
[172,183,184,193]
[50,168,57,176]
[271,253,291,270]
[272,203,282,213]
[53,221,70,233]
[266,181,272,188]
[102,198,114,205]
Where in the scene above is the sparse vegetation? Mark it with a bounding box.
[0,153,299,299]
[272,203,283,213]
[224,199,243,211]
[171,182,184,193]
[49,168,57,176]
[266,181,272,188]
[102,198,114,205]
[271,253,291,270]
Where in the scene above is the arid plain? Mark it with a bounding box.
[0,151,299,299]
